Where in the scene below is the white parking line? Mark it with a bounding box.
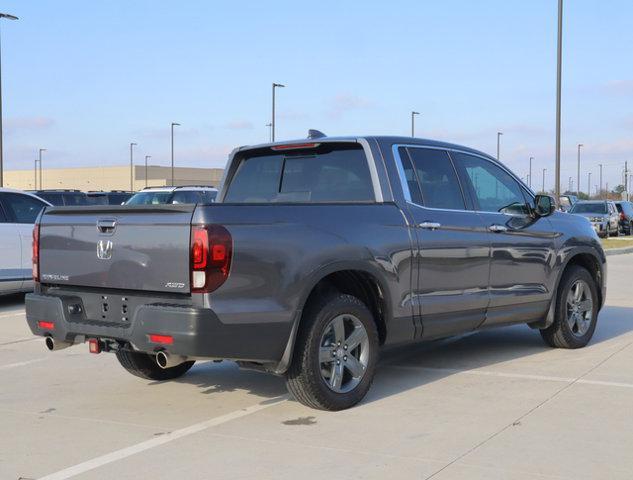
[387,365,633,390]
[0,358,45,370]
[0,310,25,319]
[38,395,288,480]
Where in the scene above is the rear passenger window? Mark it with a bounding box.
[224,144,374,203]
[2,193,46,223]
[171,191,200,204]
[405,148,465,210]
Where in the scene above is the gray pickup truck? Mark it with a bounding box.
[26,135,606,410]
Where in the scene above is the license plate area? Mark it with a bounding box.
[62,293,133,326]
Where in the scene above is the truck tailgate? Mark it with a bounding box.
[38,205,195,293]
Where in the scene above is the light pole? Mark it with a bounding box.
[555,0,563,200]
[129,142,137,191]
[496,132,503,161]
[266,123,272,142]
[271,83,285,142]
[542,168,547,193]
[568,176,572,192]
[38,148,46,189]
[411,111,420,137]
[0,12,18,187]
[170,122,180,186]
[145,155,151,188]
[599,163,603,199]
[529,157,534,188]
[34,159,38,189]
[576,143,583,197]
[587,172,591,198]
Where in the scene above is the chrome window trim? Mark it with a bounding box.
[357,138,384,202]
[391,144,473,214]
[393,143,536,217]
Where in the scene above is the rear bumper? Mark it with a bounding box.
[25,292,292,363]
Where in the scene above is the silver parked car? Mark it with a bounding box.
[569,200,619,238]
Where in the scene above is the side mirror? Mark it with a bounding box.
[534,194,556,217]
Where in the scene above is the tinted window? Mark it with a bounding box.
[0,200,7,222]
[171,191,201,204]
[397,148,423,205]
[570,203,606,214]
[87,194,108,205]
[405,148,465,210]
[125,192,173,205]
[37,192,64,206]
[224,144,373,203]
[453,153,529,214]
[2,193,46,223]
[201,190,217,203]
[62,193,89,206]
[108,193,132,205]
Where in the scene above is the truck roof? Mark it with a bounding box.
[235,135,496,164]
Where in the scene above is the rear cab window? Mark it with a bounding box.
[223,143,375,203]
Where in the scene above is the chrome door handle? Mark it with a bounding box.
[418,222,441,230]
[489,224,508,233]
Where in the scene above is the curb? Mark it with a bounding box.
[605,246,633,256]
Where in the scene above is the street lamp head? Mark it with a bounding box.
[130,142,137,146]
[0,13,19,20]
[273,83,285,88]
[412,111,420,116]
[498,132,503,136]
[171,122,180,127]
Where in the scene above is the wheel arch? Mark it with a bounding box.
[530,247,605,330]
[273,262,393,374]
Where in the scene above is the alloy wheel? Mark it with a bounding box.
[318,314,369,393]
[565,279,593,336]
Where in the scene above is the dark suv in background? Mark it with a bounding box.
[615,201,633,235]
[31,189,90,206]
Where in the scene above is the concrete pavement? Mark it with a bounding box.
[2,255,633,479]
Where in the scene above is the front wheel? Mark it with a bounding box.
[286,293,379,411]
[116,349,195,381]
[540,265,599,349]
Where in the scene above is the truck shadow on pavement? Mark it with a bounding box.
[166,305,633,406]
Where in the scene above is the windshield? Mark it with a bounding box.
[571,203,606,214]
[125,192,173,205]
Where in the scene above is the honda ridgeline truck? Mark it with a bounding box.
[26,135,606,410]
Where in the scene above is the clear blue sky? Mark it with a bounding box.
[2,0,632,193]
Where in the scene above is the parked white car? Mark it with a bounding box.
[0,188,50,295]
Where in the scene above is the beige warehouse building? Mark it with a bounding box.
[5,165,225,192]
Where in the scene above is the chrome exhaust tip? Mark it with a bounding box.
[155,350,188,369]
[45,337,73,351]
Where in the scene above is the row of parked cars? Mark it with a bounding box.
[562,196,633,238]
[0,185,218,296]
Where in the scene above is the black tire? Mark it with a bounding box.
[285,293,379,411]
[116,349,195,381]
[604,224,610,238]
[610,224,619,237]
[540,265,599,349]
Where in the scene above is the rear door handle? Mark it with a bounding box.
[488,224,508,233]
[418,222,441,230]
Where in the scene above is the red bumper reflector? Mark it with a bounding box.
[38,321,54,330]
[149,334,174,345]
[88,338,101,354]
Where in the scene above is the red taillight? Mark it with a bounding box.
[190,225,232,293]
[271,143,320,151]
[32,223,40,282]
[620,212,625,221]
[38,321,54,330]
[88,338,101,354]
[149,334,173,345]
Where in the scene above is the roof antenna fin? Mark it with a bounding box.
[307,129,326,139]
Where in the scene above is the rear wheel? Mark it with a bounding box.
[286,293,379,411]
[604,224,610,238]
[116,349,195,381]
[540,265,599,349]
[610,224,619,237]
